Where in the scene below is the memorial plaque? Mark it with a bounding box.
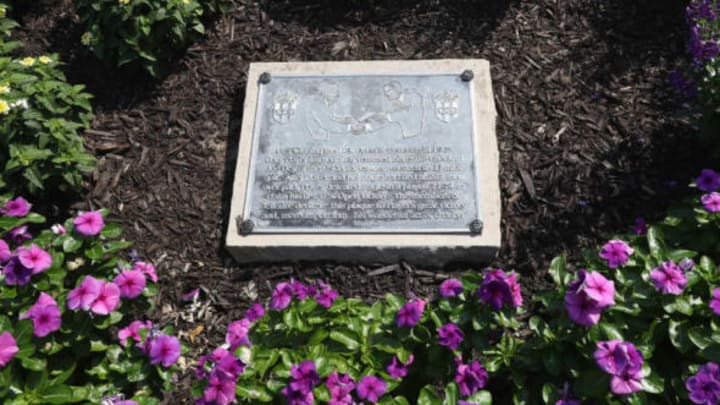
[227,60,500,266]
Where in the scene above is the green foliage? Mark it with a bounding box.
[75,0,226,77]
[0,9,96,197]
[511,189,720,404]
[0,200,179,404]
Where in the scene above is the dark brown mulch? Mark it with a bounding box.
[12,0,709,401]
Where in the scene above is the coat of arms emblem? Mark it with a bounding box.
[433,91,459,123]
[271,92,299,124]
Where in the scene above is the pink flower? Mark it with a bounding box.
[454,358,488,397]
[650,261,687,295]
[711,289,720,316]
[477,269,522,310]
[438,323,465,350]
[245,303,265,322]
[90,281,121,315]
[226,318,252,348]
[114,270,146,299]
[356,375,387,403]
[16,244,52,274]
[600,240,634,269]
[118,320,153,346]
[0,239,11,263]
[439,278,464,298]
[148,334,181,367]
[133,261,157,283]
[316,282,338,309]
[67,276,102,311]
[702,192,720,213]
[203,372,237,405]
[2,197,31,217]
[386,354,414,379]
[0,332,18,368]
[50,224,66,235]
[579,271,616,307]
[271,282,293,310]
[20,293,61,338]
[73,210,104,236]
[8,225,31,244]
[610,372,643,395]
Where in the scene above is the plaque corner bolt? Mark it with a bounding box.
[469,219,483,235]
[237,217,255,235]
[461,69,474,82]
[258,72,272,85]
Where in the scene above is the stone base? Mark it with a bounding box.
[225,59,500,267]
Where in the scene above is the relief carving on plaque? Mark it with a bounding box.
[306,80,426,140]
[433,91,460,123]
[271,91,299,124]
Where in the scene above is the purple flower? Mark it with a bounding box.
[114,270,146,299]
[2,197,31,217]
[633,217,647,235]
[438,323,465,350]
[316,281,338,308]
[271,282,293,310]
[326,372,355,405]
[439,278,464,297]
[686,362,720,404]
[600,240,633,269]
[290,360,320,393]
[687,0,718,22]
[16,244,52,274]
[680,258,696,273]
[67,276,102,311]
[0,332,18,368]
[2,257,32,286]
[702,192,720,213]
[650,261,687,295]
[225,318,252,348]
[148,334,181,367]
[564,270,614,327]
[610,371,643,395]
[594,340,643,377]
[290,279,312,300]
[356,375,387,403]
[454,358,488,397]
[669,68,699,99]
[697,169,720,192]
[386,354,414,379]
[245,303,265,322]
[0,239,10,263]
[215,354,245,379]
[20,292,61,338]
[555,401,581,405]
[710,288,720,316]
[7,225,31,244]
[396,299,425,328]
[203,372,236,405]
[281,385,314,405]
[477,269,522,310]
[73,210,104,236]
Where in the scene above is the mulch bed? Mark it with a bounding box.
[11,0,709,401]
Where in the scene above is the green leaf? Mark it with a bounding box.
[646,226,664,258]
[443,383,459,405]
[100,222,123,238]
[466,390,492,405]
[548,256,567,286]
[329,329,360,350]
[669,319,692,353]
[689,326,715,350]
[641,371,664,394]
[418,385,442,405]
[38,384,74,404]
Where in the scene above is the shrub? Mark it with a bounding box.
[192,271,527,404]
[75,0,223,77]
[0,10,96,197]
[510,168,720,404]
[0,197,183,404]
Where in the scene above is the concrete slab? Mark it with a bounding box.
[226,59,499,267]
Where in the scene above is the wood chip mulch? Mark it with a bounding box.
[13,0,710,401]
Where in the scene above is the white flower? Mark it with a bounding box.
[10,99,28,110]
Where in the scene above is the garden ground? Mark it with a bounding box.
[10,0,712,401]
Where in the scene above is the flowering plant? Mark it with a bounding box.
[671,0,720,155]
[0,12,95,197]
[192,271,526,404]
[75,0,217,77]
[0,196,183,404]
[510,169,720,404]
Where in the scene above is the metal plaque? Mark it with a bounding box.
[243,73,481,233]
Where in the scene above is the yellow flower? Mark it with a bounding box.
[0,100,9,115]
[81,32,92,46]
[0,84,9,94]
[19,57,36,67]
[39,56,52,64]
